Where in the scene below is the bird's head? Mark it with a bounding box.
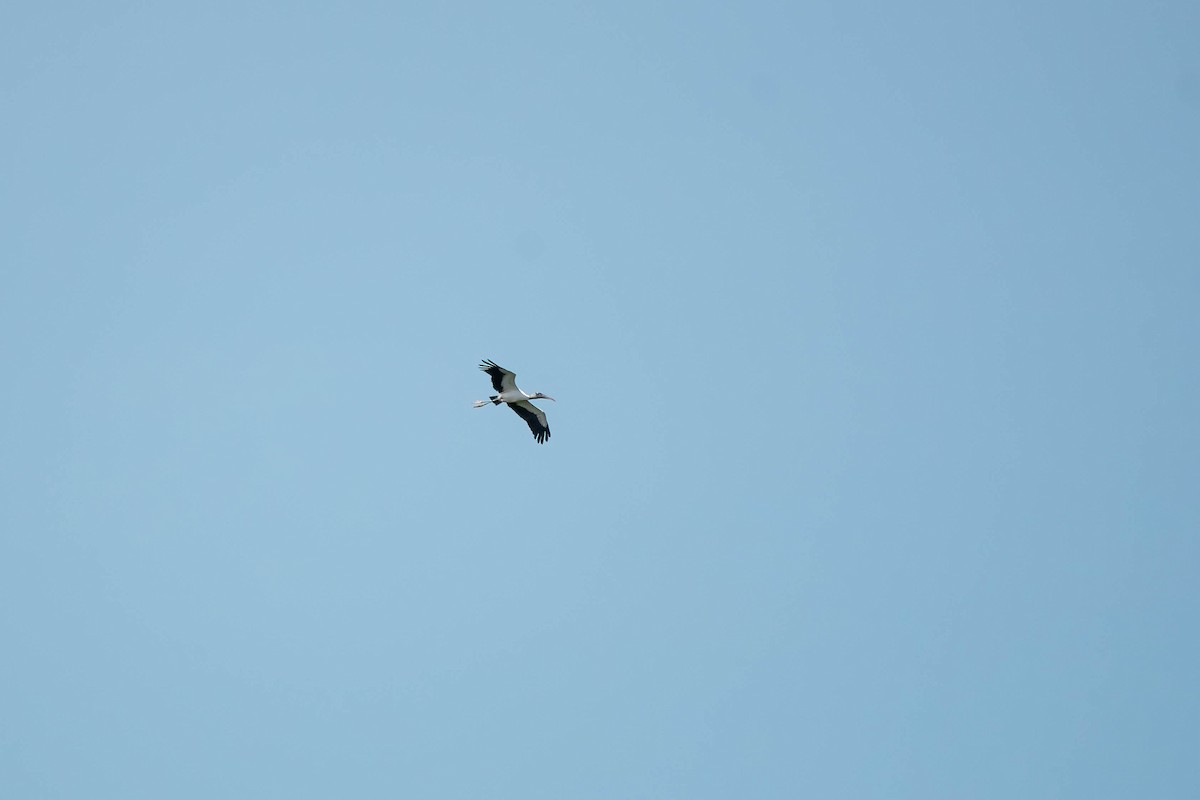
[532,393,556,401]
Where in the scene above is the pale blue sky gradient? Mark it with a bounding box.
[3,2,1198,797]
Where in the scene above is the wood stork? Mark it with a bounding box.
[473,359,555,443]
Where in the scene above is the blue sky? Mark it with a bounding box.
[2,2,1198,797]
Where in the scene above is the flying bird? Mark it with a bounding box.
[473,359,555,443]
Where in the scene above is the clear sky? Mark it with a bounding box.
[2,2,1198,797]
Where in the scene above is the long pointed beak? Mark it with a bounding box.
[542,396,556,402]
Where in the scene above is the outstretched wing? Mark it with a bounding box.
[509,400,551,444]
[480,359,518,393]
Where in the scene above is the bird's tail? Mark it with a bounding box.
[472,396,501,408]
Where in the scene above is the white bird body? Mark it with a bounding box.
[495,389,529,403]
[473,359,555,443]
